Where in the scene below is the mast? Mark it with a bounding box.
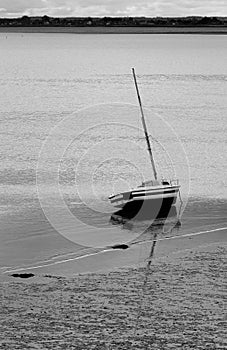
[132,68,158,180]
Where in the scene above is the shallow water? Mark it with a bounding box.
[0,33,227,274]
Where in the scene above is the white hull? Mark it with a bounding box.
[109,182,180,209]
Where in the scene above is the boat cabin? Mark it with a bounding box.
[140,179,170,187]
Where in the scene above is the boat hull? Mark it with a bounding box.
[111,196,177,221]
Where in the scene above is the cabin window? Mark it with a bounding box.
[162,181,169,185]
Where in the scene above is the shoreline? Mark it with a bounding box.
[1,225,226,282]
[1,197,227,282]
[1,26,227,34]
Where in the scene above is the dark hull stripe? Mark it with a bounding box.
[132,186,179,193]
[132,189,177,197]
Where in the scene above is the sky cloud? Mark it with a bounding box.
[0,0,226,18]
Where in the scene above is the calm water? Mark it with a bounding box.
[0,33,227,272]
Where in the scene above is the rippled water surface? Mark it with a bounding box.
[0,33,227,271]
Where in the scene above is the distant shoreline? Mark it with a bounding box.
[0,26,227,34]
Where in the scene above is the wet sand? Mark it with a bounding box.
[0,26,227,34]
[0,242,226,349]
[1,198,226,279]
[2,226,226,279]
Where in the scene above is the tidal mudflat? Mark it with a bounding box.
[0,32,226,349]
[1,243,226,349]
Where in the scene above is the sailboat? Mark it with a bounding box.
[109,68,180,220]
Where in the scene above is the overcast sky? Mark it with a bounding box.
[0,0,226,18]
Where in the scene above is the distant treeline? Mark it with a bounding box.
[0,15,227,27]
